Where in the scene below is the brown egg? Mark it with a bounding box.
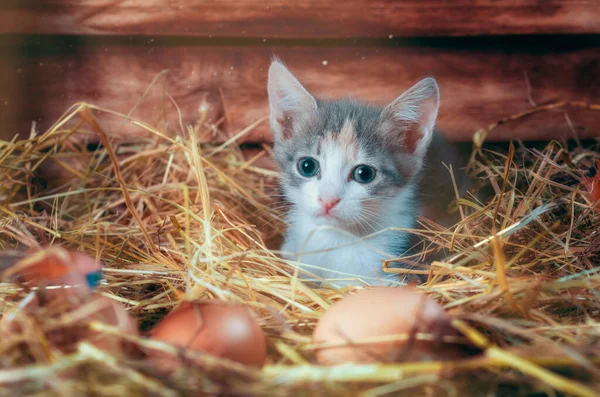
[3,292,138,356]
[77,295,139,354]
[150,301,266,368]
[312,286,460,365]
[2,246,103,292]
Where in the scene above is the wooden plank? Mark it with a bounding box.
[1,38,599,144]
[0,44,26,142]
[1,1,599,38]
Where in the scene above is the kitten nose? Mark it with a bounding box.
[319,197,341,214]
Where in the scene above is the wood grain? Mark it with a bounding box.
[1,39,599,143]
[1,0,599,38]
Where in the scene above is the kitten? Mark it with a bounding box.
[267,60,468,287]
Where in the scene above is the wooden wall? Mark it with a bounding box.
[0,1,599,143]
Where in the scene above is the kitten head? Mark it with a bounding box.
[267,60,439,232]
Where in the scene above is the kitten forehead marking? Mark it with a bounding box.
[317,119,359,161]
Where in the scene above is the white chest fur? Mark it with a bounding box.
[281,187,417,287]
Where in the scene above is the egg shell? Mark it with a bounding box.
[150,301,267,368]
[3,246,103,291]
[313,286,459,365]
[3,293,138,356]
[75,295,139,354]
[41,295,138,353]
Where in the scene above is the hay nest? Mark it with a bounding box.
[0,100,599,397]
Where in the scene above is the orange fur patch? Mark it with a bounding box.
[337,119,359,159]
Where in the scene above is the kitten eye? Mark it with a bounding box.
[352,165,376,184]
[297,157,320,177]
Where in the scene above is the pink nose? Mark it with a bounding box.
[319,197,341,215]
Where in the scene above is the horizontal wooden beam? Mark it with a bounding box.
[0,37,598,143]
[1,1,599,38]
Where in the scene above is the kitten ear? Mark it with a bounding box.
[381,77,440,157]
[267,60,317,141]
